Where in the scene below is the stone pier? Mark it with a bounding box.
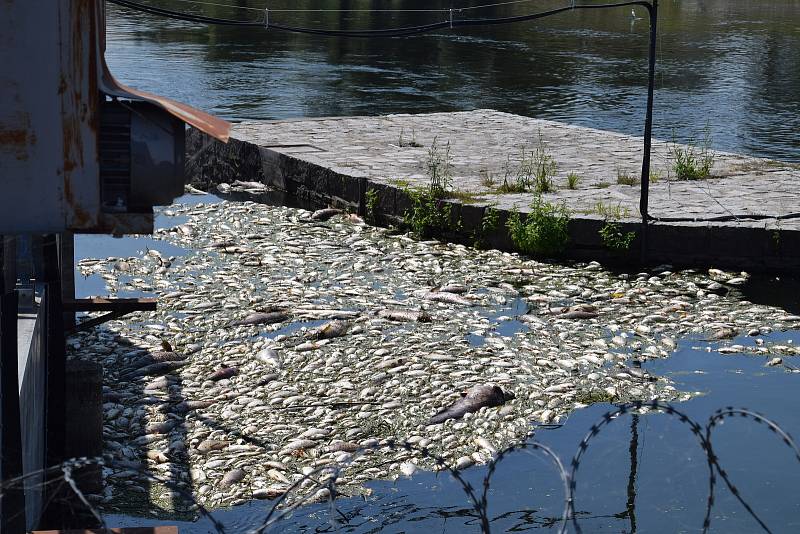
[188,110,800,271]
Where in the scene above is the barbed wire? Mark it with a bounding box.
[4,401,798,533]
[158,0,553,13]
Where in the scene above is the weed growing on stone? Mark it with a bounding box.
[479,169,496,189]
[575,389,617,405]
[404,188,459,238]
[426,137,453,198]
[398,127,423,148]
[506,195,570,257]
[473,205,500,249]
[593,201,631,219]
[670,125,715,180]
[497,131,557,194]
[365,189,379,223]
[599,221,636,251]
[616,168,640,186]
[567,172,580,190]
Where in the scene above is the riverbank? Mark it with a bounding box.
[70,195,800,517]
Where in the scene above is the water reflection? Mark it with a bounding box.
[107,1,800,161]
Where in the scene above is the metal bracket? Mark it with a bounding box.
[63,297,157,334]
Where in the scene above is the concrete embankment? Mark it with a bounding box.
[187,110,800,271]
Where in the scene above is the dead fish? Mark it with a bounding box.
[424,292,473,306]
[427,385,515,426]
[310,208,342,221]
[220,468,246,488]
[256,347,281,368]
[144,376,172,391]
[165,400,215,414]
[280,439,317,453]
[130,351,187,369]
[706,327,738,341]
[145,420,177,435]
[232,180,266,190]
[232,311,289,327]
[161,340,173,352]
[559,310,599,319]
[146,450,169,464]
[257,373,279,386]
[312,320,350,339]
[552,304,598,319]
[123,361,189,378]
[438,283,468,294]
[378,309,432,323]
[197,440,230,454]
[209,240,237,249]
[326,442,360,453]
[210,366,238,381]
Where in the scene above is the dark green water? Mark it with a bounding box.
[106,0,800,161]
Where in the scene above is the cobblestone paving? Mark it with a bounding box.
[232,110,800,229]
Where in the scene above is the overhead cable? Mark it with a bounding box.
[106,0,655,38]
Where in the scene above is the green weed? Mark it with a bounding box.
[426,137,453,198]
[365,188,379,223]
[599,221,636,251]
[398,127,423,148]
[567,172,580,190]
[670,125,715,180]
[403,188,459,238]
[473,206,500,249]
[506,195,570,257]
[497,131,557,194]
[616,168,640,186]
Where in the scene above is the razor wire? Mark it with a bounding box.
[4,401,799,533]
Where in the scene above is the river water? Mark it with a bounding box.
[95,2,800,532]
[105,0,800,162]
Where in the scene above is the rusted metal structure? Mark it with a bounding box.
[0,1,228,531]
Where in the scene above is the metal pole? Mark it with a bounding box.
[639,0,658,261]
[39,234,67,528]
[0,236,27,534]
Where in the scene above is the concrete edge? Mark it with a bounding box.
[187,128,800,273]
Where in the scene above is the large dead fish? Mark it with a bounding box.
[378,309,432,323]
[123,361,189,379]
[424,291,473,306]
[129,351,187,370]
[427,385,515,425]
[310,208,342,221]
[311,320,350,339]
[706,327,738,341]
[232,310,289,327]
[550,304,598,319]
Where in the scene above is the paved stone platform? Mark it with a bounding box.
[188,110,800,271]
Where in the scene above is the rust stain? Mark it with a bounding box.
[0,112,35,160]
[63,172,91,227]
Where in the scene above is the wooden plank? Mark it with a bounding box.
[62,298,157,312]
[33,527,178,534]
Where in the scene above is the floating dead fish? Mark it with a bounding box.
[209,366,238,381]
[257,373,279,386]
[438,283,468,294]
[197,440,230,454]
[144,420,177,435]
[312,320,350,340]
[550,304,598,319]
[130,351,187,370]
[256,347,281,368]
[326,441,360,453]
[706,327,738,341]
[220,468,246,488]
[209,240,237,249]
[232,180,266,190]
[424,292,473,306]
[378,309,432,323]
[166,400,215,414]
[310,208,342,221]
[123,361,189,378]
[427,385,515,425]
[232,311,289,327]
